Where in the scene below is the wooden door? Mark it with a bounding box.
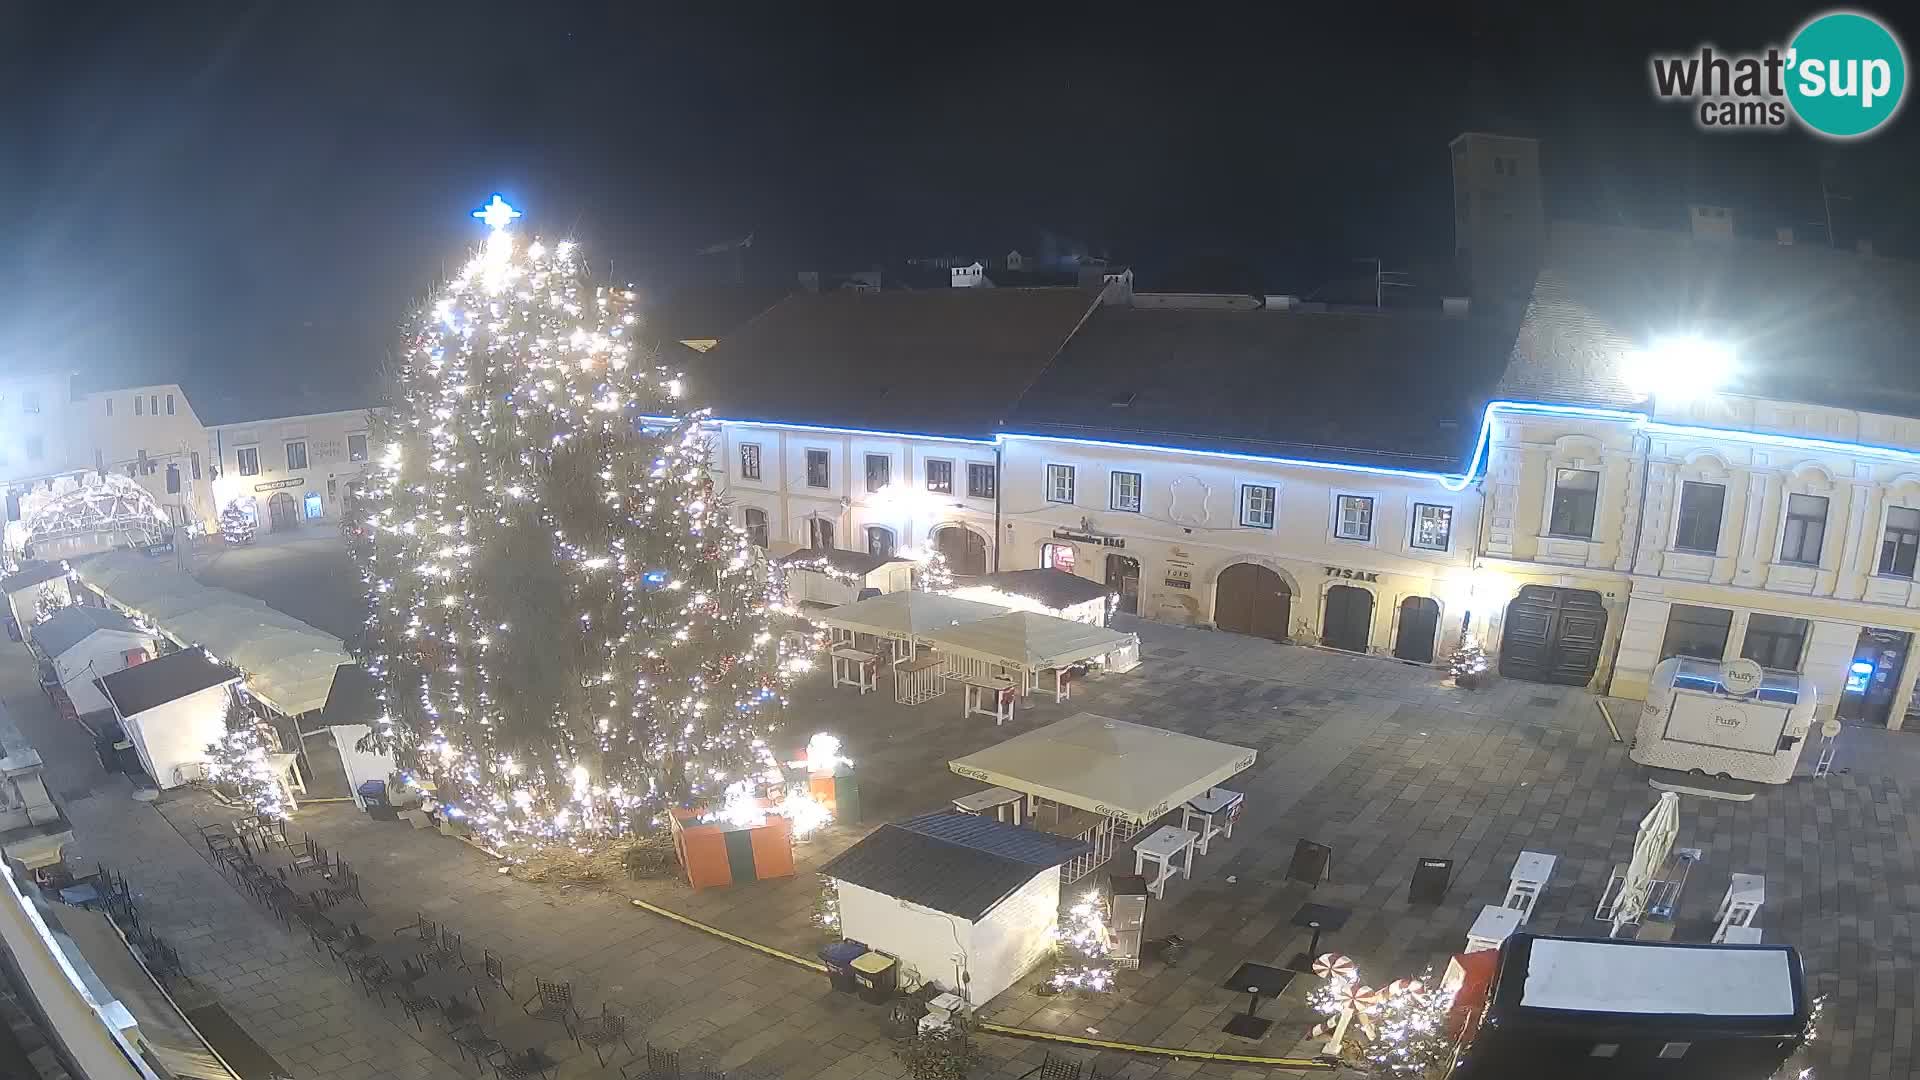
[1394,596,1440,663]
[267,492,298,532]
[1105,555,1140,615]
[1321,585,1374,653]
[1498,586,1607,685]
[937,528,988,576]
[1215,563,1290,642]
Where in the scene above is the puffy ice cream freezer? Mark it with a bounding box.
[1630,657,1816,784]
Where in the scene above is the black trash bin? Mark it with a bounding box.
[357,780,390,807]
[852,952,897,1004]
[818,939,868,994]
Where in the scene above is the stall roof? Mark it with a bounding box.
[321,663,382,728]
[29,606,143,659]
[0,561,68,594]
[922,611,1134,670]
[775,549,907,579]
[74,550,352,715]
[821,812,1089,921]
[96,648,242,717]
[949,713,1256,824]
[813,591,1008,639]
[1515,935,1800,1018]
[959,569,1110,611]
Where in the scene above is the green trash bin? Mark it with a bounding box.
[852,951,897,1004]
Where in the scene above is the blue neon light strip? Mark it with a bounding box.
[653,399,1920,489]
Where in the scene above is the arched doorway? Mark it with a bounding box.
[267,492,299,532]
[866,526,896,559]
[935,526,988,576]
[1214,563,1291,642]
[1499,585,1607,686]
[1393,597,1441,664]
[1322,585,1374,653]
[1105,554,1141,615]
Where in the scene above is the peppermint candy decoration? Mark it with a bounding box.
[1336,983,1388,1011]
[1312,952,1356,982]
[1384,977,1425,997]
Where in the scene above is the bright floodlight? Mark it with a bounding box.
[1621,336,1735,400]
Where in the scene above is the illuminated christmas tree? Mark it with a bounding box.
[1050,890,1114,992]
[350,196,798,849]
[1447,632,1489,689]
[204,691,288,819]
[32,584,68,624]
[219,499,256,544]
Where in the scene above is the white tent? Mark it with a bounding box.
[1611,792,1680,937]
[948,713,1256,825]
[921,611,1139,701]
[812,591,1008,664]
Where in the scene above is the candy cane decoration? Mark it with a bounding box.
[1312,952,1356,982]
[1384,977,1424,997]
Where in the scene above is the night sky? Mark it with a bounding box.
[4,2,1916,418]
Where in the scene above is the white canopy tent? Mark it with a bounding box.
[948,713,1256,881]
[812,591,1008,665]
[921,611,1139,701]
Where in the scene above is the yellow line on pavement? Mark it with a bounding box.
[626,899,1334,1070]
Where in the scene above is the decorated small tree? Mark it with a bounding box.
[1308,967,1461,1079]
[1448,633,1489,690]
[1049,890,1114,992]
[203,691,288,819]
[911,546,955,592]
[32,584,68,624]
[219,499,255,544]
[350,196,799,853]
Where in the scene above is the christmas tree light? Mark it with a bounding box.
[349,197,800,850]
[203,691,289,819]
[32,584,68,625]
[1448,632,1489,688]
[1050,890,1115,992]
[220,499,256,545]
[1308,966,1461,1078]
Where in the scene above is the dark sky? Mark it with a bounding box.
[4,2,1917,417]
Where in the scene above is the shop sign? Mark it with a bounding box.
[1324,565,1379,583]
[254,477,306,492]
[1052,527,1124,549]
[1164,567,1193,590]
[1719,657,1764,696]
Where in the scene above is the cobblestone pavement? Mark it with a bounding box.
[15,611,1910,1078]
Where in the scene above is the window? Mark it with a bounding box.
[1657,1043,1690,1061]
[237,447,260,476]
[348,434,368,463]
[1673,481,1726,553]
[136,449,148,474]
[738,443,762,481]
[807,516,835,550]
[1660,604,1732,661]
[968,462,996,500]
[21,390,38,415]
[190,451,202,479]
[105,397,113,417]
[1240,484,1276,528]
[926,459,953,494]
[1040,542,1076,572]
[1549,468,1599,538]
[865,454,890,493]
[1110,471,1142,513]
[1742,613,1810,672]
[866,526,895,559]
[286,441,308,471]
[805,449,830,489]
[26,435,42,460]
[327,478,337,496]
[743,507,769,548]
[1046,464,1075,504]
[165,464,180,494]
[134,395,144,416]
[1411,503,1453,551]
[166,393,175,416]
[149,395,158,415]
[1335,495,1374,540]
[1780,493,1829,565]
[1879,506,1920,578]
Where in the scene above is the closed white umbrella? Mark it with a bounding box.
[1612,791,1680,937]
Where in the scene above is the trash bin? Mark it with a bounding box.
[358,780,390,807]
[852,951,897,1004]
[818,939,868,994]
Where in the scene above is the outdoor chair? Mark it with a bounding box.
[424,926,468,970]
[575,1004,637,1067]
[396,962,441,1030]
[483,950,512,996]
[488,1047,556,1080]
[442,984,486,1028]
[289,836,326,876]
[451,1025,502,1071]
[1022,1052,1086,1080]
[395,912,439,942]
[357,959,400,1004]
[259,818,291,849]
[522,978,579,1033]
[620,1043,678,1080]
[306,915,342,955]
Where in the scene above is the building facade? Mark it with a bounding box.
[82,383,217,533]
[0,372,85,486]
[207,408,376,532]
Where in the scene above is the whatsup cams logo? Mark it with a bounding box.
[1650,9,1907,138]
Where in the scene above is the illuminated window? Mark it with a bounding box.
[867,526,896,559]
[1046,464,1075,504]
[1041,543,1076,572]
[348,434,368,463]
[1335,495,1373,540]
[926,459,953,494]
[1411,503,1452,551]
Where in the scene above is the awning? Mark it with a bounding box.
[72,550,351,716]
[812,591,1008,639]
[948,712,1256,824]
[921,611,1135,671]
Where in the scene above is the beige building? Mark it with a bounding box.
[207,408,377,532]
[82,383,217,533]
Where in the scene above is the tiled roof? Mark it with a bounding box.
[693,289,1100,440]
[821,812,1088,921]
[0,562,68,594]
[320,663,381,727]
[968,569,1110,610]
[29,606,141,659]
[1006,306,1517,471]
[96,648,241,717]
[774,549,904,579]
[1502,221,1920,418]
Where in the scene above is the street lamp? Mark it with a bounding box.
[1620,336,1736,402]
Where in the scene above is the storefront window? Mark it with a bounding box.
[1660,604,1732,661]
[1741,613,1810,672]
[1041,543,1076,573]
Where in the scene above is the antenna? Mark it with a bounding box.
[1818,163,1853,248]
[1354,257,1413,310]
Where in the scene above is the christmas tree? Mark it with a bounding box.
[32,584,68,624]
[204,690,288,819]
[351,196,796,849]
[219,499,255,544]
[1447,632,1489,688]
[1049,890,1115,991]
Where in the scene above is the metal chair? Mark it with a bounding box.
[356,959,400,1004]
[483,950,512,996]
[425,926,467,970]
[575,1004,637,1067]
[488,1048,555,1080]
[442,985,486,1028]
[522,978,579,1034]
[289,836,326,876]
[395,912,439,943]
[395,962,441,1031]
[451,1025,501,1072]
[1021,1052,1086,1080]
[621,1044,678,1080]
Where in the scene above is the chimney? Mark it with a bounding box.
[1264,295,1300,311]
[1776,227,1794,246]
[1688,204,1736,241]
[1442,296,1471,318]
[1857,238,1876,257]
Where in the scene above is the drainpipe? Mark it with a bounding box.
[1602,424,1655,696]
[992,442,1003,573]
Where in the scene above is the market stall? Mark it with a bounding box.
[811,591,1007,667]
[945,568,1114,626]
[96,648,246,790]
[776,549,914,609]
[922,610,1140,702]
[1632,657,1816,784]
[821,812,1088,1005]
[1,561,72,637]
[317,663,399,809]
[29,606,155,715]
[948,713,1256,882]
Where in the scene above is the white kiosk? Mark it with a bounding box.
[1631,657,1816,784]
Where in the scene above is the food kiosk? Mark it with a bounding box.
[1630,657,1816,784]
